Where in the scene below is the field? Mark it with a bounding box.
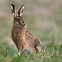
[0,0,62,62]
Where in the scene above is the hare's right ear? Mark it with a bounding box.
[11,4,15,16]
[18,4,24,16]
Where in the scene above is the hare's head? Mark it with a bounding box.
[11,4,25,28]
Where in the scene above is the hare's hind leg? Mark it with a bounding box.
[34,39,41,52]
[35,45,41,52]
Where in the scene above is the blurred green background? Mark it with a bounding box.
[0,0,62,62]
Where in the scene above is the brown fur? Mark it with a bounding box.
[11,4,41,54]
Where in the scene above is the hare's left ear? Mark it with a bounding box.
[11,4,15,16]
[18,4,24,16]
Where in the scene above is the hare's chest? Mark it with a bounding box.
[11,29,20,42]
[11,28,25,42]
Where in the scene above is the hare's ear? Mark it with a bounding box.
[18,4,24,16]
[11,4,15,16]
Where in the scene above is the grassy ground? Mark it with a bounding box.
[0,0,62,62]
[0,41,62,62]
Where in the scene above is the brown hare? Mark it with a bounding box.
[11,4,41,54]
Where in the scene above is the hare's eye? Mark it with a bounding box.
[17,18,19,20]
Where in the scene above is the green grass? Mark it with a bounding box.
[12,45,62,62]
[0,42,62,62]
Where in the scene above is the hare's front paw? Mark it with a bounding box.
[18,50,21,55]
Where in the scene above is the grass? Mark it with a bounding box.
[0,42,62,62]
[12,45,62,62]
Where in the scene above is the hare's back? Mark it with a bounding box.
[25,30,36,44]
